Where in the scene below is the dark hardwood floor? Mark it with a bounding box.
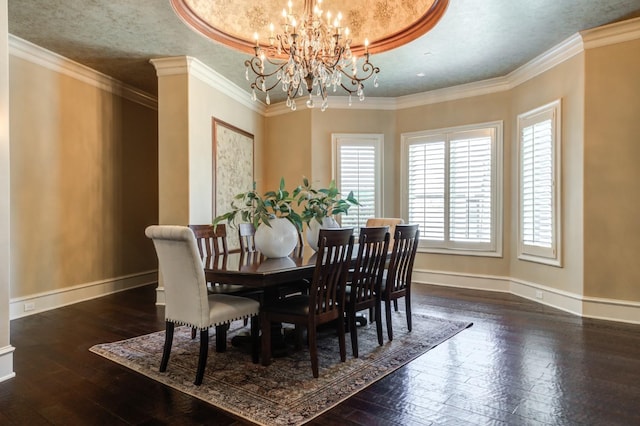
[1,283,639,425]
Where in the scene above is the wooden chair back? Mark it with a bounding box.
[309,228,354,323]
[349,226,390,305]
[365,218,404,250]
[238,223,257,252]
[346,226,390,356]
[189,224,228,257]
[384,224,419,298]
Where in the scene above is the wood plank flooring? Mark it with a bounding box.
[1,283,639,425]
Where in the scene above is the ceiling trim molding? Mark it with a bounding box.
[149,56,190,76]
[8,35,158,110]
[150,55,265,115]
[580,16,640,49]
[187,57,265,115]
[396,77,511,110]
[508,33,584,89]
[263,96,397,117]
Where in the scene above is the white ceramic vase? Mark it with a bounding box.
[254,217,298,258]
[305,216,339,251]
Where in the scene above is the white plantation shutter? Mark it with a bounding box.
[449,136,493,243]
[521,120,553,247]
[333,134,382,235]
[518,100,561,265]
[408,141,445,241]
[402,122,502,255]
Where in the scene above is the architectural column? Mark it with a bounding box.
[0,0,15,382]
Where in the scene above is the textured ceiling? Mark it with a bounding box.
[7,0,640,104]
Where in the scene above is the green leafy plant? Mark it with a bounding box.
[293,177,359,225]
[213,177,303,231]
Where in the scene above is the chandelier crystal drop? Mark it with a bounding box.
[244,0,380,111]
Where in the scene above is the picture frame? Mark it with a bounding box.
[213,118,254,248]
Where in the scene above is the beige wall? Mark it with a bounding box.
[396,92,512,276]
[263,109,312,192]
[584,38,640,301]
[9,56,158,298]
[510,54,585,296]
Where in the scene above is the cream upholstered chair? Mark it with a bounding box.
[145,225,260,386]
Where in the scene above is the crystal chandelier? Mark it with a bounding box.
[245,0,380,111]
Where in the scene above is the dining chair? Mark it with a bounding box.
[189,224,229,256]
[380,224,420,341]
[189,224,261,332]
[260,228,354,378]
[365,217,404,250]
[238,223,257,252]
[345,226,390,358]
[189,224,255,294]
[145,225,260,386]
[365,218,405,312]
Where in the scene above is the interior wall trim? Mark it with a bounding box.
[0,345,15,384]
[581,15,640,49]
[414,269,640,325]
[9,271,158,320]
[266,17,640,116]
[150,55,264,115]
[10,16,639,119]
[8,35,158,110]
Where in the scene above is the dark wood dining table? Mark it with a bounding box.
[203,246,322,356]
[202,245,363,357]
[202,246,319,292]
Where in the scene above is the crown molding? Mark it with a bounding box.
[150,55,265,115]
[581,16,640,49]
[148,56,190,76]
[508,33,584,89]
[9,35,157,110]
[264,96,398,117]
[11,16,640,117]
[397,76,511,110]
[265,17,640,115]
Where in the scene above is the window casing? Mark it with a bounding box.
[401,122,503,256]
[332,133,383,235]
[517,100,561,266]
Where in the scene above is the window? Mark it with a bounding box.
[518,100,561,266]
[332,134,383,234]
[401,122,503,256]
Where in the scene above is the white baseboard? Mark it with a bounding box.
[9,270,158,320]
[413,269,640,325]
[0,345,16,383]
[155,285,165,306]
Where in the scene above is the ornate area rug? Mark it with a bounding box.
[90,312,472,425]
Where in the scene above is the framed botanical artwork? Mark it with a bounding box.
[213,118,254,249]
